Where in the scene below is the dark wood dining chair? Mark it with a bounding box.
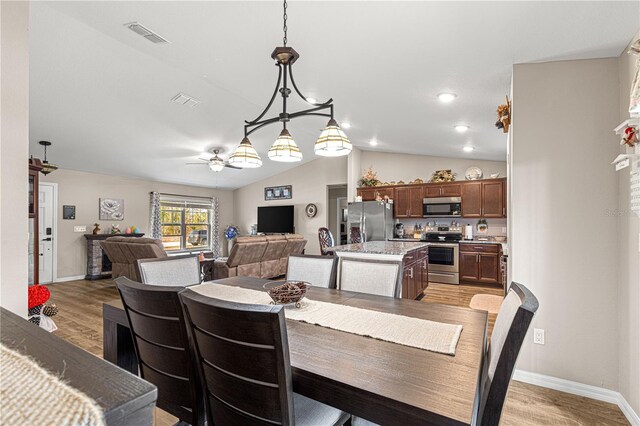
[318,227,335,255]
[350,227,362,244]
[179,289,350,426]
[115,277,204,426]
[136,254,202,286]
[477,281,539,425]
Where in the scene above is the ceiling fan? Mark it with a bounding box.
[186,148,241,172]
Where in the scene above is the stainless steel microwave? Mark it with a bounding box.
[422,197,462,217]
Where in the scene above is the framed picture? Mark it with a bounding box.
[62,205,76,220]
[99,198,124,220]
[265,185,292,201]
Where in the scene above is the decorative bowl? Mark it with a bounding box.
[263,280,310,308]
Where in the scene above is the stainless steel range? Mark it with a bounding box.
[423,224,462,285]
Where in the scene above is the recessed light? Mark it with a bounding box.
[306,97,317,104]
[455,125,470,133]
[463,146,474,153]
[340,122,352,129]
[369,139,378,146]
[438,93,457,103]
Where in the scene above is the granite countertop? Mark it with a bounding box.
[332,241,430,256]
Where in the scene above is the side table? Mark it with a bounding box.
[200,258,215,282]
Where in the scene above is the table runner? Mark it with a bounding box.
[0,344,105,426]
[191,284,463,355]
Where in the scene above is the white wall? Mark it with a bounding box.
[41,169,235,279]
[617,31,640,415]
[234,157,348,255]
[359,151,507,184]
[0,1,30,317]
[346,147,362,201]
[510,59,620,390]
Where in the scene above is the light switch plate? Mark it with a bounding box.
[74,226,87,233]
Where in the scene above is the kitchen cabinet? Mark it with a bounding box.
[423,183,461,198]
[461,179,506,218]
[401,248,428,300]
[357,187,395,202]
[459,243,502,285]
[394,186,423,218]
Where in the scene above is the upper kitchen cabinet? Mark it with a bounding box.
[461,178,506,218]
[357,187,395,202]
[423,183,462,197]
[395,186,423,218]
[482,180,505,218]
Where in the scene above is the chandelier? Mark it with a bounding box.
[229,0,351,168]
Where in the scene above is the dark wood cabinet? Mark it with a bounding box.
[394,186,423,218]
[461,181,482,217]
[482,181,505,218]
[459,243,502,285]
[357,187,395,202]
[423,183,461,198]
[357,177,506,219]
[401,248,428,300]
[461,179,506,218]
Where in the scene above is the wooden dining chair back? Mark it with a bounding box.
[349,227,363,244]
[115,277,204,426]
[477,281,539,426]
[180,289,295,425]
[337,257,403,298]
[180,290,349,425]
[136,254,201,286]
[286,254,338,288]
[318,227,335,256]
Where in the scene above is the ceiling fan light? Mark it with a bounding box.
[209,155,225,172]
[268,129,303,162]
[315,119,352,157]
[228,138,263,168]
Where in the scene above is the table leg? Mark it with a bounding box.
[103,315,138,374]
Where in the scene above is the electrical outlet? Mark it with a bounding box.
[74,226,87,233]
[533,328,545,345]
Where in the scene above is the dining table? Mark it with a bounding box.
[103,276,488,426]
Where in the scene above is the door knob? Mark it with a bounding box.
[42,237,52,242]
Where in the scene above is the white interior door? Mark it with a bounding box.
[38,184,55,284]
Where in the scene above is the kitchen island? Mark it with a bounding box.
[332,241,429,299]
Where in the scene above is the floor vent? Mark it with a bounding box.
[124,22,169,44]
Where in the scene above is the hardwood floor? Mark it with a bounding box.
[46,279,629,426]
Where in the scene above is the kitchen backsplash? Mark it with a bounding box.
[398,218,508,236]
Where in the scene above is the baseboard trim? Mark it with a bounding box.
[514,370,639,426]
[53,275,85,283]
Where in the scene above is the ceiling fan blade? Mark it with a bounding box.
[224,164,242,170]
[185,162,208,165]
[197,154,213,161]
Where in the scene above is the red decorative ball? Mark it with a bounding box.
[28,285,51,309]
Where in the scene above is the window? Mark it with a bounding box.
[159,195,214,253]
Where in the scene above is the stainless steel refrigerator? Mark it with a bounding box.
[347,201,394,242]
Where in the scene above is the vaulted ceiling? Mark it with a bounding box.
[29,1,639,189]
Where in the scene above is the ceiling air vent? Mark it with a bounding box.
[171,93,200,107]
[124,22,169,44]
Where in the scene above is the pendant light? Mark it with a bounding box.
[39,141,58,175]
[315,118,352,157]
[233,0,350,165]
[268,128,302,162]
[228,137,262,168]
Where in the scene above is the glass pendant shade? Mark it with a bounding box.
[268,129,303,162]
[228,137,263,168]
[40,161,59,175]
[314,119,352,157]
[208,155,225,172]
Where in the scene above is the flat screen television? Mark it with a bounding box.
[257,205,294,234]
